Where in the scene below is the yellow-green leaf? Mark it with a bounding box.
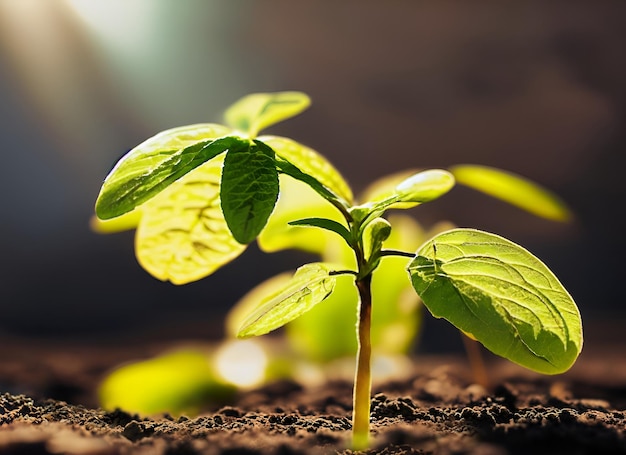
[98,349,235,416]
[237,263,337,338]
[136,156,246,285]
[450,165,571,222]
[259,135,353,204]
[224,91,311,137]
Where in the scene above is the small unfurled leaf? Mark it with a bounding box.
[353,169,455,223]
[136,156,246,285]
[224,91,311,137]
[260,136,353,204]
[220,140,279,244]
[288,218,352,248]
[95,126,241,219]
[359,169,422,210]
[237,263,337,338]
[394,169,455,202]
[362,217,391,265]
[449,164,571,222]
[408,228,582,374]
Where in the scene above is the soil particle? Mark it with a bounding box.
[1,342,625,454]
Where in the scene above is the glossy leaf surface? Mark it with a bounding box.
[95,125,238,219]
[224,91,310,137]
[449,165,571,221]
[237,263,336,338]
[408,228,582,374]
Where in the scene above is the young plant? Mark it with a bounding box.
[94,91,583,450]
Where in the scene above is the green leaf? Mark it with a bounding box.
[220,140,279,244]
[224,91,311,137]
[136,155,247,284]
[449,164,572,222]
[237,263,337,338]
[96,129,241,219]
[288,217,352,248]
[408,228,582,374]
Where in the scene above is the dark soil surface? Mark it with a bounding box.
[0,330,625,455]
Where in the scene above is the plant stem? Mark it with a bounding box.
[352,273,373,450]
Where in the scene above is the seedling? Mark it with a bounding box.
[94,92,583,450]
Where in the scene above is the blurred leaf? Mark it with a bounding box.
[224,91,310,137]
[95,127,240,219]
[98,349,235,417]
[408,228,583,374]
[136,156,246,285]
[90,210,141,233]
[221,140,279,244]
[238,263,337,338]
[449,164,572,222]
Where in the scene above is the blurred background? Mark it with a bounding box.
[0,0,624,353]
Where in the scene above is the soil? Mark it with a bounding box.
[0,329,625,455]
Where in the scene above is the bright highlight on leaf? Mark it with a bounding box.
[352,169,455,223]
[237,263,337,338]
[449,164,571,222]
[408,228,583,374]
[224,91,311,137]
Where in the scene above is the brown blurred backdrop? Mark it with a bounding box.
[0,1,624,351]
